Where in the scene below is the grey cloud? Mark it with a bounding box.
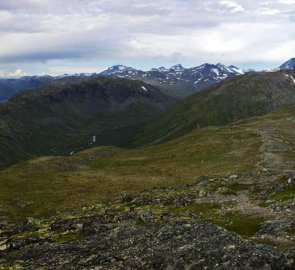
[0,0,294,72]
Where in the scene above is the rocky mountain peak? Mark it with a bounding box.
[170,64,184,71]
[280,58,295,71]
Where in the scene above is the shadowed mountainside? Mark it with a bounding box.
[0,77,174,169]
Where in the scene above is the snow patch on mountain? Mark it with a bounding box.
[286,74,295,84]
[212,68,220,76]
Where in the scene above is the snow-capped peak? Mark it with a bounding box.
[170,64,184,71]
[100,65,136,76]
[215,63,244,75]
[98,62,245,94]
[280,58,295,71]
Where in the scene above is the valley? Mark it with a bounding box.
[0,77,174,169]
[0,63,295,269]
[0,100,294,222]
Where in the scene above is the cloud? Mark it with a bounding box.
[0,69,26,78]
[124,21,295,65]
[277,0,295,4]
[219,1,245,13]
[48,66,105,75]
[0,0,294,74]
[257,8,281,15]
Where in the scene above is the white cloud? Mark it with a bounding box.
[0,0,294,74]
[277,0,295,4]
[259,1,271,5]
[258,8,281,15]
[219,1,245,13]
[124,20,295,66]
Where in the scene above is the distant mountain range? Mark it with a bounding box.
[99,58,295,96]
[0,63,244,101]
[99,63,244,98]
[0,58,294,102]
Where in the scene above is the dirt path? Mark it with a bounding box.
[246,126,285,171]
[234,193,272,216]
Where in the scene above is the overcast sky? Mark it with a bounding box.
[0,0,294,76]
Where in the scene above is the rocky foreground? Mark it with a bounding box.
[1,170,295,269]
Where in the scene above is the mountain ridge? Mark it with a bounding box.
[131,70,295,146]
[1,70,295,169]
[0,77,174,169]
[99,63,245,98]
[1,57,295,102]
[0,62,245,101]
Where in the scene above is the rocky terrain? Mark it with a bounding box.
[1,170,295,269]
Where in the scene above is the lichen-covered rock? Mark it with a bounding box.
[216,187,232,195]
[1,171,295,269]
[6,236,53,250]
[256,219,295,237]
[0,212,294,269]
[199,188,211,198]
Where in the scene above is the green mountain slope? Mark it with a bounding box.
[1,103,294,222]
[132,71,295,145]
[0,78,174,169]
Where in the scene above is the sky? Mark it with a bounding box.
[0,0,294,77]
